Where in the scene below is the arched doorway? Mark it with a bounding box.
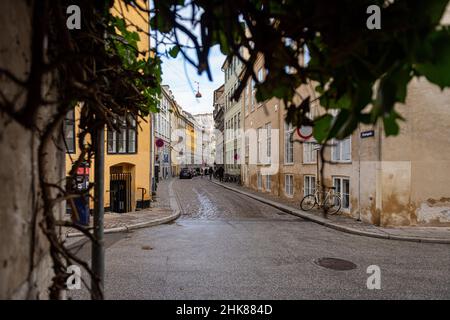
[109,163,135,213]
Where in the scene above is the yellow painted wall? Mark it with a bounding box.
[65,0,153,212]
[186,122,195,164]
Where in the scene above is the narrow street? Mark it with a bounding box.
[70,177,450,300]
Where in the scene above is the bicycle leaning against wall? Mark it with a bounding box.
[300,185,341,215]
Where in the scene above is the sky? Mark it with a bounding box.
[150,2,226,115]
[160,45,225,115]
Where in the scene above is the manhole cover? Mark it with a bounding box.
[314,257,357,271]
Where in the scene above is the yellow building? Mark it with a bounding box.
[64,1,153,213]
[184,111,196,167]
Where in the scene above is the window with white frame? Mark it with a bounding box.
[303,142,317,164]
[244,84,248,114]
[245,134,249,162]
[232,117,235,140]
[257,68,264,82]
[237,112,241,137]
[284,122,294,164]
[107,115,137,154]
[251,79,256,111]
[332,136,351,162]
[265,174,271,191]
[303,175,316,196]
[333,177,350,209]
[257,172,262,190]
[303,45,310,66]
[257,127,263,164]
[265,122,271,163]
[234,114,238,139]
[236,146,241,165]
[285,174,294,197]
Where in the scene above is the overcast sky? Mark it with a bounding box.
[160,45,225,115]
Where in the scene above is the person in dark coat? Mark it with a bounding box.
[208,167,213,180]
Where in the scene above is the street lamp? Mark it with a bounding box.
[195,81,202,98]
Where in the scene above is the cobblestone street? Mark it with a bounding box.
[70,177,450,299]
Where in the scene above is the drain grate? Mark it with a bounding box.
[314,257,357,271]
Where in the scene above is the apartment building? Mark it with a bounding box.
[170,102,184,176]
[194,113,216,168]
[213,85,225,167]
[222,56,244,178]
[182,111,197,169]
[154,85,173,181]
[239,55,450,227]
[64,2,153,213]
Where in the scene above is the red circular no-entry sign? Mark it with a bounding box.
[297,126,313,140]
[156,138,164,148]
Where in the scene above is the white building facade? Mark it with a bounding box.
[222,56,243,177]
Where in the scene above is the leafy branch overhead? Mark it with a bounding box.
[0,0,163,299]
[152,0,450,142]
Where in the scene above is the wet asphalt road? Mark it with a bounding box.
[70,177,450,299]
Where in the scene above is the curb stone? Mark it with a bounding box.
[211,180,450,244]
[66,179,181,238]
[65,210,180,238]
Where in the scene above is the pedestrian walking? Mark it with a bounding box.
[219,166,224,182]
[209,167,213,180]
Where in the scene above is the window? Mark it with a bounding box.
[64,109,75,154]
[265,122,271,163]
[285,174,294,197]
[332,137,351,162]
[304,175,316,196]
[257,68,264,82]
[284,122,294,164]
[257,127,263,164]
[303,45,310,66]
[244,84,248,114]
[237,112,241,137]
[257,172,262,190]
[284,65,296,75]
[245,134,249,163]
[107,115,137,154]
[251,79,255,111]
[303,142,317,164]
[265,175,271,191]
[333,177,350,210]
[236,146,241,165]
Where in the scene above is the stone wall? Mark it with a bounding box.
[0,1,64,299]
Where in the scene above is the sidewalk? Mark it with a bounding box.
[64,178,180,239]
[211,180,450,244]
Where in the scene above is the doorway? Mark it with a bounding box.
[110,172,132,213]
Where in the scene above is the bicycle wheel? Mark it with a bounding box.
[300,195,317,211]
[324,195,341,215]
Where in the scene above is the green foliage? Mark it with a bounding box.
[415,27,450,88]
[152,0,450,143]
[108,15,162,118]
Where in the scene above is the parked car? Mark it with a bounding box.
[179,168,192,179]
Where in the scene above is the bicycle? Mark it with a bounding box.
[300,186,341,215]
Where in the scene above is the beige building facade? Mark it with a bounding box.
[222,56,244,177]
[239,56,450,227]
